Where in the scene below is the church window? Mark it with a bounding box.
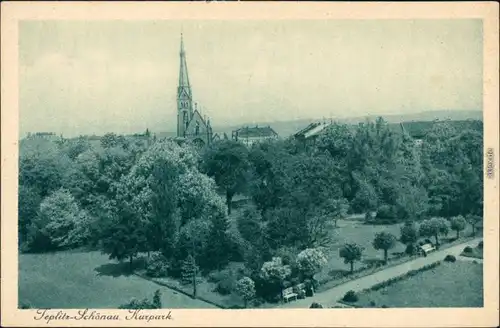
[195,121,200,135]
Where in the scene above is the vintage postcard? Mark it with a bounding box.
[1,1,499,327]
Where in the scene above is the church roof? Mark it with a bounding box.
[234,126,278,138]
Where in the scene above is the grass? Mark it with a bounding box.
[19,250,216,309]
[351,261,483,308]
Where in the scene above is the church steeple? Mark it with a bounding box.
[177,33,193,137]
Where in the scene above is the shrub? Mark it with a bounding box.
[119,290,162,309]
[463,246,473,253]
[297,289,306,299]
[375,205,398,224]
[310,302,323,308]
[405,244,416,256]
[424,238,433,245]
[444,255,456,262]
[369,301,376,307]
[214,271,237,295]
[381,305,389,308]
[146,253,169,278]
[478,241,483,249]
[235,277,256,308]
[342,290,358,302]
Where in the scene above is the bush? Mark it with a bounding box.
[212,268,239,295]
[375,205,398,224]
[444,255,456,262]
[119,290,162,309]
[310,302,323,308]
[478,241,483,249]
[369,301,376,307]
[146,253,169,278]
[424,238,433,245]
[342,290,358,302]
[381,305,389,308]
[405,244,416,256]
[463,246,473,253]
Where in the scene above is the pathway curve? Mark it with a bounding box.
[279,238,483,308]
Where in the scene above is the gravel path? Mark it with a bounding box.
[279,238,483,308]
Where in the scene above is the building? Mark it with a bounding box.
[293,121,332,147]
[232,125,279,147]
[176,34,215,147]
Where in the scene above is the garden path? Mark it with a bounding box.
[279,238,483,308]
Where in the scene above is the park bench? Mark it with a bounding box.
[283,287,298,303]
[418,243,436,256]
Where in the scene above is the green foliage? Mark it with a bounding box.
[368,261,441,292]
[235,277,256,307]
[28,188,90,251]
[478,241,483,249]
[450,215,467,238]
[372,232,397,264]
[181,255,198,286]
[339,243,364,273]
[444,255,456,262]
[419,217,449,245]
[118,290,162,309]
[296,248,327,279]
[400,221,419,247]
[260,257,292,285]
[202,140,250,214]
[342,290,358,302]
[146,253,170,278]
[375,205,398,224]
[309,302,324,308]
[466,214,482,236]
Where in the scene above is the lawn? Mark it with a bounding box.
[315,219,406,283]
[19,250,216,309]
[353,261,483,308]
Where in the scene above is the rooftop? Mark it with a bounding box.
[233,125,278,138]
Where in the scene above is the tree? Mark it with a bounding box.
[181,255,199,298]
[466,214,482,236]
[260,257,292,301]
[296,248,327,281]
[100,202,147,271]
[372,232,397,264]
[205,210,232,271]
[235,277,256,308]
[18,185,42,249]
[29,188,89,251]
[339,243,363,274]
[201,140,250,215]
[419,217,449,246]
[400,221,419,255]
[327,198,349,228]
[450,215,467,239]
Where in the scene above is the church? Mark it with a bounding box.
[176,35,217,146]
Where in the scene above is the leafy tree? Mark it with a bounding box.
[205,210,232,270]
[18,185,42,249]
[339,243,363,273]
[29,188,89,250]
[400,221,419,255]
[419,217,449,246]
[296,248,327,280]
[100,202,147,271]
[372,232,397,264]
[260,257,292,301]
[466,214,482,236]
[201,140,250,215]
[235,277,256,308]
[181,255,199,298]
[327,198,349,228]
[450,215,467,239]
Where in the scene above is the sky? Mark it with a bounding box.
[19,20,483,137]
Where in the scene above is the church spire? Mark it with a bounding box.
[179,33,191,89]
